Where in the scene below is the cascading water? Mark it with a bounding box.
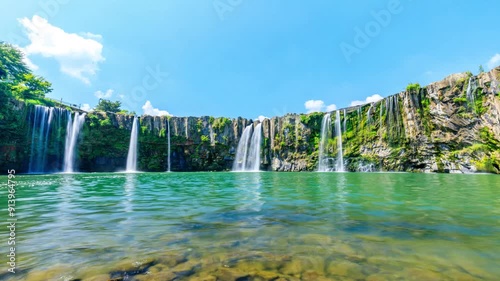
[385,95,403,141]
[232,123,262,172]
[343,109,347,133]
[233,125,253,171]
[367,103,374,124]
[247,123,262,171]
[28,105,51,173]
[318,113,332,172]
[126,117,139,172]
[334,110,344,172]
[209,124,215,146]
[167,117,171,172]
[465,77,475,111]
[379,101,384,130]
[63,112,86,173]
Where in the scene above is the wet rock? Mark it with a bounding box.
[280,259,303,276]
[326,260,364,279]
[188,276,218,281]
[403,268,443,281]
[236,260,266,272]
[24,265,72,281]
[134,271,177,281]
[82,275,109,281]
[366,273,398,281]
[171,260,201,278]
[214,267,251,281]
[299,233,333,246]
[109,258,156,279]
[252,270,280,280]
[441,269,478,281]
[157,253,188,267]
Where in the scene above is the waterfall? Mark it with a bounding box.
[386,95,403,141]
[63,112,86,173]
[334,110,345,172]
[318,113,332,172]
[126,117,139,172]
[209,124,215,146]
[233,125,253,171]
[367,103,374,124]
[343,109,347,133]
[465,77,475,110]
[28,106,53,173]
[247,123,262,171]
[233,123,262,172]
[167,117,171,172]
[379,101,384,129]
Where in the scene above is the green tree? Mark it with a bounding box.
[479,65,485,73]
[10,73,52,100]
[0,42,29,81]
[95,99,122,113]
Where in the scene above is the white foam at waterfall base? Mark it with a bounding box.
[126,117,139,172]
[63,112,86,173]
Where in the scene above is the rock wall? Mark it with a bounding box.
[2,67,500,173]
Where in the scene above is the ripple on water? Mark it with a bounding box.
[2,172,499,280]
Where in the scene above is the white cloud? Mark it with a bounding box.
[81,104,92,111]
[305,100,324,113]
[304,100,337,113]
[142,100,172,116]
[350,94,383,106]
[325,104,337,111]
[255,115,268,122]
[94,89,113,99]
[487,53,500,70]
[81,32,102,40]
[118,94,125,99]
[19,15,105,84]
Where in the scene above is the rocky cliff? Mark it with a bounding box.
[1,67,499,174]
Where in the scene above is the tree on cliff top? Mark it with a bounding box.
[0,42,52,100]
[95,99,122,113]
[0,42,29,81]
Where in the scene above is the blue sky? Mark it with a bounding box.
[1,0,499,119]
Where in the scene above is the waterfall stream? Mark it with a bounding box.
[63,112,86,173]
[126,117,139,172]
[233,123,262,172]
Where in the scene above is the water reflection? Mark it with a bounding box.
[334,172,348,224]
[123,173,136,213]
[234,172,264,212]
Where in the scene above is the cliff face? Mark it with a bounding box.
[1,67,499,173]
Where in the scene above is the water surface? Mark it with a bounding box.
[0,172,499,280]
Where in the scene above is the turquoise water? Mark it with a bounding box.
[0,172,499,280]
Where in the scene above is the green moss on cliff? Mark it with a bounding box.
[406,83,421,93]
[212,117,231,131]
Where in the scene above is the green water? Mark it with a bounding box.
[0,172,499,280]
